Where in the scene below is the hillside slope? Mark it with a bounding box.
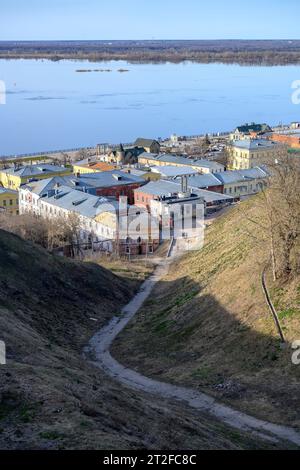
[0,229,275,450]
[113,197,300,428]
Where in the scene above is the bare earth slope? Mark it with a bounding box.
[113,197,300,429]
[0,229,276,449]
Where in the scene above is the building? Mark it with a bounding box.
[134,180,234,216]
[175,173,224,193]
[138,153,224,174]
[0,164,71,190]
[227,139,281,170]
[214,167,269,197]
[134,138,161,154]
[73,159,117,175]
[230,123,272,141]
[0,188,19,215]
[19,178,158,255]
[70,170,146,204]
[19,183,119,248]
[269,129,300,149]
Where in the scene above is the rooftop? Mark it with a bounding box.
[134,138,160,148]
[138,152,224,170]
[40,185,118,219]
[75,161,116,171]
[135,180,233,204]
[2,164,70,178]
[231,139,278,150]
[214,167,269,184]
[0,187,18,195]
[177,173,223,188]
[151,165,199,177]
[73,170,145,188]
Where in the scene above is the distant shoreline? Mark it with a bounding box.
[1,40,300,65]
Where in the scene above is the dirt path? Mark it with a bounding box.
[85,257,300,448]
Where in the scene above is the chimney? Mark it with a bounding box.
[181,175,188,194]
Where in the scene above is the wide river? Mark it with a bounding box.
[0,59,300,156]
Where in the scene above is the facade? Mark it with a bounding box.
[269,130,300,149]
[138,153,224,174]
[0,164,71,190]
[228,139,281,170]
[134,138,161,154]
[0,188,19,215]
[230,123,272,141]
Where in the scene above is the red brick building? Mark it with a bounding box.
[96,182,143,204]
[269,131,300,149]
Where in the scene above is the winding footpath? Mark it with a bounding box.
[85,254,300,447]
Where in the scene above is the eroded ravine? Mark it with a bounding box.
[85,255,300,447]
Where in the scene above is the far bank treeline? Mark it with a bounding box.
[2,40,300,65]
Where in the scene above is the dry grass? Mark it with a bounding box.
[113,197,300,429]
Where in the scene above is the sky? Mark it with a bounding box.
[1,0,300,41]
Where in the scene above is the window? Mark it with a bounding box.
[3,200,6,206]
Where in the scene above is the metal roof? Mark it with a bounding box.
[177,173,223,188]
[2,164,70,177]
[73,170,145,188]
[214,167,268,184]
[135,180,233,203]
[138,152,224,170]
[151,165,199,177]
[40,185,118,219]
[0,187,18,195]
[231,139,278,150]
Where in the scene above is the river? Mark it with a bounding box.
[0,59,299,156]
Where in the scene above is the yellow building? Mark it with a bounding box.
[73,160,117,175]
[0,188,19,215]
[0,164,71,190]
[228,139,281,170]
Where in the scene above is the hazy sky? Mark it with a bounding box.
[1,0,300,41]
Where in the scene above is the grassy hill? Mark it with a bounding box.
[113,197,300,429]
[0,229,278,450]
